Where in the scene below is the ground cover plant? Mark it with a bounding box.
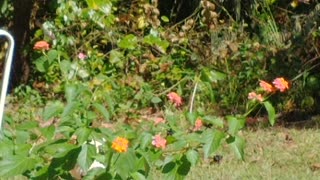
[1,0,320,179]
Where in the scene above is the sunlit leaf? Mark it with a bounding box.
[264,101,276,126]
[93,103,110,121]
[118,34,138,50]
[0,155,38,178]
[186,149,199,166]
[43,101,64,120]
[203,130,226,159]
[227,116,245,136]
[227,135,245,160]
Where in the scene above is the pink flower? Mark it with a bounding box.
[259,80,275,93]
[248,92,263,102]
[193,118,203,131]
[152,134,167,150]
[78,52,87,60]
[167,92,183,107]
[154,117,166,125]
[272,77,289,92]
[33,41,50,51]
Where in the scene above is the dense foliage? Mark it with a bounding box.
[1,0,320,179]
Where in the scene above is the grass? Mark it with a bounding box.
[184,126,320,180]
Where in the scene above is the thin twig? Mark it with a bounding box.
[189,82,198,113]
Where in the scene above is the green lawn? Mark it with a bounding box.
[184,126,320,180]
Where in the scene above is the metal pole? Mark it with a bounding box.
[0,30,14,131]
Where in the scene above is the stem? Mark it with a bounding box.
[189,82,198,113]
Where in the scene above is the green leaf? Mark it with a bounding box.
[161,16,169,23]
[227,116,245,136]
[264,101,276,126]
[203,130,226,159]
[114,150,137,179]
[40,125,55,140]
[0,155,38,178]
[74,127,92,144]
[34,56,49,72]
[118,34,138,50]
[131,172,147,180]
[227,136,245,160]
[203,116,224,128]
[92,103,110,121]
[62,101,78,118]
[186,149,199,166]
[109,50,124,68]
[200,68,226,83]
[65,84,78,103]
[47,50,59,63]
[77,144,94,174]
[43,101,64,120]
[151,96,162,104]
[139,132,153,149]
[186,112,197,124]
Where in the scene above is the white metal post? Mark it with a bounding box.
[0,30,14,131]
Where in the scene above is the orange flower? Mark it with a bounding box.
[193,118,203,131]
[259,80,274,93]
[167,92,183,107]
[154,117,166,125]
[248,92,263,102]
[152,134,167,150]
[33,41,50,51]
[111,137,129,153]
[273,77,289,92]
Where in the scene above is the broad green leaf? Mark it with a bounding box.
[161,16,169,22]
[177,155,191,176]
[131,172,147,180]
[203,130,226,159]
[151,96,162,104]
[40,125,55,140]
[109,50,124,68]
[165,139,187,152]
[43,101,64,120]
[227,116,245,136]
[65,84,77,103]
[114,150,137,179]
[34,56,49,72]
[200,68,226,83]
[47,50,59,63]
[186,149,199,166]
[74,127,92,144]
[264,101,276,126]
[186,112,197,124]
[118,34,138,50]
[93,103,110,121]
[227,136,245,160]
[0,155,38,178]
[77,144,94,174]
[59,59,72,76]
[62,101,78,117]
[139,132,153,149]
[203,116,224,128]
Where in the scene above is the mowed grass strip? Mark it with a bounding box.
[185,127,320,180]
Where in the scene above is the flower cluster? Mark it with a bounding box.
[33,41,50,51]
[111,137,129,153]
[152,134,167,150]
[167,92,183,107]
[193,118,203,131]
[249,77,289,102]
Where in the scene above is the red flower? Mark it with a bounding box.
[152,134,167,150]
[167,92,183,107]
[33,41,50,51]
[259,80,275,93]
[273,77,289,92]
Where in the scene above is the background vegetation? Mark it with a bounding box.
[1,0,320,179]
